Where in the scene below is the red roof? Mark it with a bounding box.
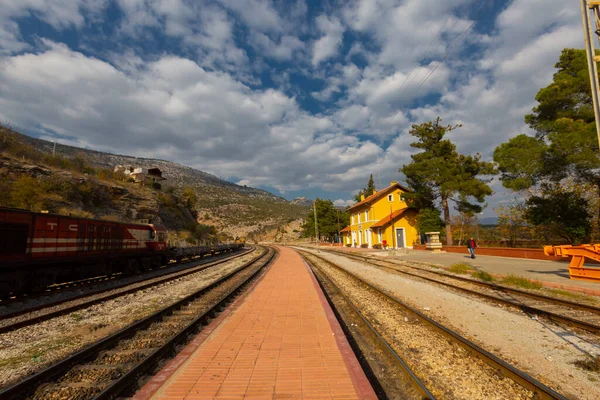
[370,207,411,228]
[340,226,351,233]
[347,182,411,212]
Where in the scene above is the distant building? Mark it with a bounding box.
[114,165,165,189]
[341,182,418,249]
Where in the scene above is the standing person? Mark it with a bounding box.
[467,237,477,259]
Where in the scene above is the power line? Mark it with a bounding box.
[396,15,452,95]
[416,0,495,92]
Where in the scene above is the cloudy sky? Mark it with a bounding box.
[0,0,582,216]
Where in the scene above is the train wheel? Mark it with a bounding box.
[126,259,141,274]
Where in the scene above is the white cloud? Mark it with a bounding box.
[334,199,355,207]
[0,0,108,54]
[0,44,385,193]
[251,33,304,61]
[312,15,345,66]
[0,0,589,212]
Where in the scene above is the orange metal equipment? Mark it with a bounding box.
[543,244,600,282]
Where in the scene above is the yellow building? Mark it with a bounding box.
[342,182,418,249]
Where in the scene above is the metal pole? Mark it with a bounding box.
[390,205,396,249]
[337,209,340,246]
[313,199,319,245]
[581,0,600,148]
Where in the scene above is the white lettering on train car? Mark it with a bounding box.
[69,224,78,232]
[47,222,57,230]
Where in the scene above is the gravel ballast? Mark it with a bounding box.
[299,248,600,400]
[0,249,261,389]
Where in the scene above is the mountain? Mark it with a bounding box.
[0,126,309,241]
[291,197,314,207]
[479,217,498,225]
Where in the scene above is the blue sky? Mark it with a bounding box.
[0,0,582,216]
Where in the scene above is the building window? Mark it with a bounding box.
[388,194,393,202]
[351,215,354,224]
[358,214,361,223]
[365,210,368,221]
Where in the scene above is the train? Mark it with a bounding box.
[0,207,243,297]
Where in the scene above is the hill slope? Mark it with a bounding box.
[0,126,308,240]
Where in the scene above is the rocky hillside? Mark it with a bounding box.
[0,126,309,240]
[291,197,314,207]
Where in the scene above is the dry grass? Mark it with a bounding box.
[447,263,474,274]
[501,274,543,290]
[471,270,494,282]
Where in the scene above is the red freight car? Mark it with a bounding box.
[0,207,167,296]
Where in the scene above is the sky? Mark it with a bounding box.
[0,0,583,217]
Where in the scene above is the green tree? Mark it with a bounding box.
[496,201,531,248]
[11,175,42,210]
[494,48,600,241]
[401,118,496,245]
[302,199,349,241]
[182,187,198,208]
[415,208,444,235]
[353,174,376,202]
[190,223,217,244]
[525,190,591,245]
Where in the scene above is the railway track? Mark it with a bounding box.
[0,247,253,334]
[300,250,566,400]
[0,246,276,400]
[0,246,249,311]
[303,253,433,400]
[319,248,600,335]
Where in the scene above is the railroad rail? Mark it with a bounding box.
[0,246,276,400]
[302,250,567,400]
[318,248,600,334]
[0,247,253,334]
[0,245,246,308]
[301,253,434,400]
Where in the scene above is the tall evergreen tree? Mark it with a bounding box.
[493,48,600,240]
[353,174,376,202]
[401,118,495,245]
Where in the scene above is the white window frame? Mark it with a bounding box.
[388,194,393,202]
[351,215,354,224]
[358,214,361,223]
[365,210,368,221]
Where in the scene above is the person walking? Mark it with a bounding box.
[467,237,477,259]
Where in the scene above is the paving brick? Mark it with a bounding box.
[140,247,376,400]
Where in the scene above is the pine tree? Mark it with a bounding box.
[353,174,376,202]
[401,118,495,245]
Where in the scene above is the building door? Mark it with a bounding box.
[351,231,356,247]
[367,229,372,247]
[358,231,362,246]
[395,228,405,248]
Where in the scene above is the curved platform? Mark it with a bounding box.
[134,246,376,400]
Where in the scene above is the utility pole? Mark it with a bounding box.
[337,208,340,246]
[580,0,600,148]
[52,141,56,157]
[313,199,319,245]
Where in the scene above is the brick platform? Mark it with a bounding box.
[135,246,376,400]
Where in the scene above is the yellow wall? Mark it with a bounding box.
[347,187,418,248]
